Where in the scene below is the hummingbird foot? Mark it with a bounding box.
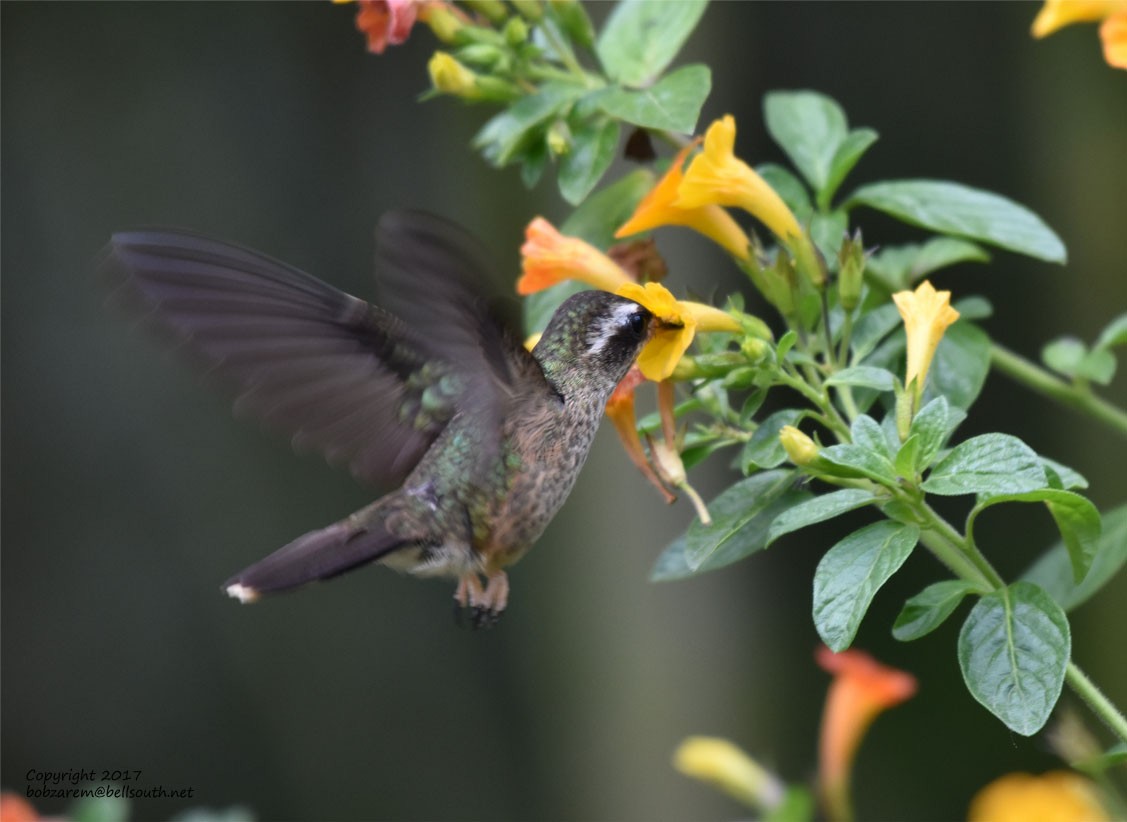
[453,570,510,629]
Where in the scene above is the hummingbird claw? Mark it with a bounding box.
[453,570,509,629]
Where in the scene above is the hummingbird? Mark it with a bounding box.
[102,211,652,626]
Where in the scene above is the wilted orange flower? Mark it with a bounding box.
[605,367,675,504]
[892,280,960,399]
[1032,0,1127,69]
[349,0,420,54]
[517,217,632,295]
[969,771,1110,822]
[615,142,752,260]
[816,646,917,822]
[616,281,741,381]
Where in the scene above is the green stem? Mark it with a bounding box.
[990,344,1127,439]
[1066,661,1127,745]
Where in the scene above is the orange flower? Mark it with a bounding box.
[816,646,917,822]
[1032,0,1127,68]
[517,217,632,295]
[0,793,39,822]
[605,367,675,504]
[615,142,752,260]
[969,771,1110,822]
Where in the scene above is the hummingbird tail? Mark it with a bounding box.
[223,518,405,603]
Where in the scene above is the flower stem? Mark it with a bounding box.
[1065,661,1127,745]
[990,343,1127,439]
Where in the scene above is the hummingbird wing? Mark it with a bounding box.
[101,213,533,487]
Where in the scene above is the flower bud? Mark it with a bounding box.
[502,16,529,46]
[780,425,819,466]
[546,119,572,157]
[510,0,543,21]
[837,228,866,311]
[427,51,479,98]
[420,2,465,43]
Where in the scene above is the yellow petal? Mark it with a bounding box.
[636,325,694,381]
[1032,0,1127,37]
[674,737,782,811]
[676,115,803,244]
[969,771,1110,822]
[680,300,742,333]
[892,280,960,394]
[1100,10,1127,67]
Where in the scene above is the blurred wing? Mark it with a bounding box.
[101,227,468,486]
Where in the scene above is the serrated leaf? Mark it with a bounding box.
[558,117,620,205]
[813,521,920,651]
[893,579,978,641]
[825,365,897,392]
[767,488,878,546]
[850,414,892,459]
[1022,503,1127,612]
[970,489,1101,583]
[742,408,803,470]
[958,581,1070,735]
[1095,313,1127,349]
[596,0,708,87]
[670,471,806,574]
[847,179,1067,263]
[763,90,848,199]
[922,433,1047,496]
[820,443,898,486]
[594,64,710,133]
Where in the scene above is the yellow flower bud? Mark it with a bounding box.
[780,425,819,466]
[427,51,479,99]
[674,737,784,811]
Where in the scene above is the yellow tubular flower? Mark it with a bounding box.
[616,282,740,381]
[1101,10,1127,67]
[517,217,633,295]
[968,771,1110,822]
[676,115,803,244]
[892,280,960,398]
[674,736,785,812]
[615,142,752,260]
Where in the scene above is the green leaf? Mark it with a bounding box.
[763,90,848,199]
[922,433,1047,496]
[909,396,958,469]
[847,179,1067,263]
[813,521,920,651]
[868,238,991,292]
[820,444,898,486]
[958,581,1070,735]
[850,413,893,459]
[823,127,879,207]
[1095,313,1127,349]
[1079,349,1117,385]
[893,579,978,641]
[849,303,902,362]
[741,408,803,470]
[474,83,584,167]
[825,365,897,392]
[596,0,708,87]
[558,117,620,205]
[1022,503,1127,611]
[894,434,921,479]
[953,295,994,321]
[970,489,1102,583]
[767,488,878,546]
[1040,456,1088,491]
[684,472,803,571]
[561,168,655,245]
[1042,337,1087,377]
[810,210,849,269]
[926,320,992,411]
[649,471,807,579]
[594,64,710,133]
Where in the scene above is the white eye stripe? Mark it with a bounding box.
[586,303,644,355]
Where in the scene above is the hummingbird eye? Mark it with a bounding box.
[627,309,646,337]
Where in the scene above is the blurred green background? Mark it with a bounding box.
[3,3,1125,820]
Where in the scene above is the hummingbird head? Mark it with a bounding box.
[533,290,652,400]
